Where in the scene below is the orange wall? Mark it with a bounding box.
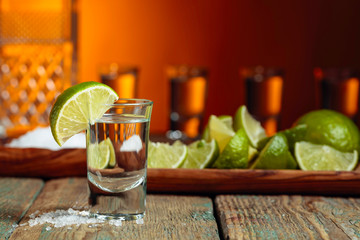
[78,0,360,133]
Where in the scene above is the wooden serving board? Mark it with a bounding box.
[0,147,359,195]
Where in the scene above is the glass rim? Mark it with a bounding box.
[104,98,153,107]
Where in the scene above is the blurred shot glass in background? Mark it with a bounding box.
[241,66,284,136]
[100,63,138,98]
[166,65,208,141]
[314,67,359,120]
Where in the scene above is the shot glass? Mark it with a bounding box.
[87,99,153,220]
[314,67,359,119]
[99,63,138,99]
[241,66,284,136]
[166,65,208,141]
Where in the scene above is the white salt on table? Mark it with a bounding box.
[6,127,85,150]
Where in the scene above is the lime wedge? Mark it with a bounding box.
[233,105,267,148]
[248,146,258,162]
[251,133,297,169]
[212,128,249,169]
[202,115,233,142]
[103,138,116,168]
[208,115,235,152]
[295,141,358,171]
[181,139,219,169]
[50,81,119,146]
[88,142,111,169]
[148,141,187,168]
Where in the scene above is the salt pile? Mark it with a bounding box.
[24,208,124,228]
[6,127,85,150]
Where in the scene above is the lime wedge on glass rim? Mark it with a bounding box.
[148,141,188,168]
[233,105,267,149]
[181,139,219,169]
[295,141,358,171]
[49,81,119,146]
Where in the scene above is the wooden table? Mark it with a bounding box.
[1,177,359,240]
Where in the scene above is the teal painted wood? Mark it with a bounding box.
[215,195,360,240]
[0,178,44,240]
[10,178,220,239]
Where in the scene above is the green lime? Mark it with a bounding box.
[87,141,111,169]
[251,133,298,169]
[50,81,119,146]
[202,115,233,142]
[148,141,187,168]
[257,124,308,152]
[295,141,358,171]
[295,109,360,153]
[248,146,258,163]
[181,139,219,169]
[208,115,235,152]
[233,105,267,149]
[212,128,249,169]
[103,138,116,167]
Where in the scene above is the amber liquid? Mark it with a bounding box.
[170,76,207,139]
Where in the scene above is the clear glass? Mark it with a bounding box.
[86,99,153,220]
[166,65,208,141]
[99,63,138,99]
[241,66,284,136]
[314,67,359,120]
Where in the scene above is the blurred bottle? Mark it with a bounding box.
[99,63,138,98]
[241,66,284,136]
[314,68,359,120]
[0,0,78,139]
[167,65,208,141]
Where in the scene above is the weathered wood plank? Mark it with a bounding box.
[10,178,219,240]
[0,178,44,240]
[215,195,360,240]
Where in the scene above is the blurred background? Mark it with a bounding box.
[2,0,360,138]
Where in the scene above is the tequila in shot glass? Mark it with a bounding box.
[87,99,153,220]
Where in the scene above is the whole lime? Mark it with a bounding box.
[295,109,360,153]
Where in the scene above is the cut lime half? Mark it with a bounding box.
[50,81,119,146]
[295,141,358,171]
[181,139,219,169]
[148,141,188,168]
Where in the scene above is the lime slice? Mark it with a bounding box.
[103,138,116,167]
[295,141,358,171]
[202,115,233,141]
[251,133,297,169]
[212,128,249,169]
[148,141,188,168]
[50,81,119,146]
[248,146,258,162]
[233,105,267,148]
[181,139,219,169]
[208,115,235,152]
[88,142,111,169]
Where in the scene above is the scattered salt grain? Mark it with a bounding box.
[6,127,85,150]
[136,219,144,225]
[24,208,124,228]
[45,226,52,231]
[120,135,143,153]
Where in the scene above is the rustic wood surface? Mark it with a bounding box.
[0,178,43,240]
[9,178,219,240]
[215,195,360,240]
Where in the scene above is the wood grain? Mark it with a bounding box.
[10,178,219,240]
[148,168,360,195]
[0,178,43,240]
[0,147,86,178]
[215,195,360,240]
